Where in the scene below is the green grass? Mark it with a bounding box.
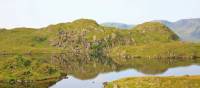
[0,54,64,81]
[109,42,200,59]
[0,19,200,82]
[0,20,182,54]
[131,22,179,44]
[0,28,62,54]
[1,53,200,81]
[105,76,200,88]
[0,77,59,88]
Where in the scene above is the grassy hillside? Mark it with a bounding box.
[104,76,200,88]
[0,54,63,81]
[131,22,179,43]
[0,19,200,58]
[109,42,200,59]
[0,28,62,54]
[155,18,200,42]
[0,19,200,82]
[107,22,200,59]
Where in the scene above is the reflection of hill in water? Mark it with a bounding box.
[0,54,200,87]
[50,54,116,80]
[114,58,200,74]
[51,54,200,79]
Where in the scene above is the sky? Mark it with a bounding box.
[0,0,200,28]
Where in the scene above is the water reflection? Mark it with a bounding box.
[51,65,200,88]
[0,54,200,88]
[51,54,200,78]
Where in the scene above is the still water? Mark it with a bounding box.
[50,65,200,88]
[1,54,200,88]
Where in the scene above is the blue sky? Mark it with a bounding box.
[0,0,200,28]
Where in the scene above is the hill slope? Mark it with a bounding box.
[0,19,200,81]
[0,19,179,55]
[154,18,200,42]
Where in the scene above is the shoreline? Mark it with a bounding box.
[104,75,200,88]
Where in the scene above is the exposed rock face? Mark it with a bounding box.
[47,19,180,59]
[49,19,139,57]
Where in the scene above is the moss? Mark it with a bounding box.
[0,54,62,81]
[105,76,200,88]
[109,42,200,59]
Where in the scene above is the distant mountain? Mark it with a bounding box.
[154,18,200,42]
[101,22,134,29]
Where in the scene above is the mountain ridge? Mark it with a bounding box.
[101,22,134,29]
[153,18,200,42]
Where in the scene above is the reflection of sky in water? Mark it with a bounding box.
[50,65,200,88]
[159,65,200,76]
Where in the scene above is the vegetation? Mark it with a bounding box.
[109,42,200,59]
[0,28,63,54]
[0,54,63,81]
[156,18,200,42]
[0,19,200,87]
[0,19,198,58]
[0,53,199,88]
[0,77,59,88]
[0,19,180,55]
[104,76,200,88]
[0,54,200,82]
